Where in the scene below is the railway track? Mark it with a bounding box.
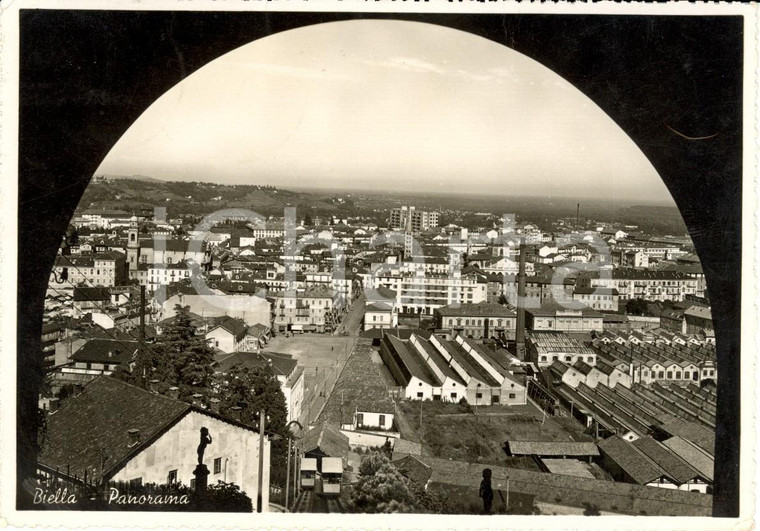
[325,497,343,513]
[293,490,313,513]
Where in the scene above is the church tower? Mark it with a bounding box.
[127,216,140,271]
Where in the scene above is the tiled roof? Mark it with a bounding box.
[247,323,270,336]
[392,455,432,485]
[526,302,602,318]
[214,351,296,378]
[527,331,596,355]
[661,436,714,482]
[73,287,111,302]
[70,339,138,364]
[38,377,190,483]
[573,287,619,296]
[385,334,441,387]
[597,436,666,485]
[683,306,713,320]
[319,339,395,426]
[365,286,397,301]
[594,359,619,376]
[435,301,515,318]
[392,438,422,457]
[207,316,248,341]
[507,441,599,457]
[365,302,393,313]
[658,419,715,456]
[55,255,95,268]
[572,360,595,376]
[141,238,203,252]
[406,454,711,516]
[632,437,702,484]
[299,422,349,459]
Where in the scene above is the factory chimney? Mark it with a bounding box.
[576,203,580,229]
[515,237,527,360]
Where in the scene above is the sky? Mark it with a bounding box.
[96,19,675,205]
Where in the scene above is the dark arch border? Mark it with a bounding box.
[18,11,742,515]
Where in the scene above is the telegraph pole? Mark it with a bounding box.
[139,285,146,380]
[285,437,292,510]
[257,410,266,513]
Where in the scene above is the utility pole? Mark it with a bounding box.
[505,475,510,513]
[139,285,146,380]
[285,437,292,510]
[419,399,423,434]
[257,410,266,513]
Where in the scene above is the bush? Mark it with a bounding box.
[582,502,601,516]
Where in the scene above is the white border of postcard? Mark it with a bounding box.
[0,1,758,529]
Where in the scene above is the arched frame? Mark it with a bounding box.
[17,10,742,514]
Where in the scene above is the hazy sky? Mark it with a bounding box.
[96,19,674,205]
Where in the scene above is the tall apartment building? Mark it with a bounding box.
[374,270,487,315]
[389,206,439,233]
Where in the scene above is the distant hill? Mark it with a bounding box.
[98,174,165,183]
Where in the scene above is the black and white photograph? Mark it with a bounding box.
[1,1,756,528]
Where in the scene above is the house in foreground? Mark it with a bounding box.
[37,376,271,510]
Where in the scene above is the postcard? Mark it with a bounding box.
[0,1,757,529]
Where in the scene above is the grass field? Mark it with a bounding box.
[398,400,593,468]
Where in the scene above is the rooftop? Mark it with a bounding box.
[435,301,515,318]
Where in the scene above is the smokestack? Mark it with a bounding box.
[576,203,580,229]
[515,238,527,359]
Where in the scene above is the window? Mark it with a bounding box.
[552,356,558,361]
[450,392,457,400]
[417,392,423,398]
[476,393,483,399]
[214,458,222,475]
[491,395,499,404]
[675,372,682,379]
[356,413,364,426]
[565,356,572,362]
[379,414,386,427]
[540,356,547,362]
[509,393,516,399]
[168,470,178,484]
[667,371,673,379]
[658,371,664,378]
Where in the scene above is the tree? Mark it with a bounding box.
[213,364,289,485]
[625,298,648,316]
[350,452,416,513]
[115,304,215,401]
[303,213,313,227]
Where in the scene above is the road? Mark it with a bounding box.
[333,293,365,336]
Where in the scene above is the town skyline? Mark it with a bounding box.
[97,173,679,208]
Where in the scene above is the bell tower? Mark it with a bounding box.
[127,216,140,271]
